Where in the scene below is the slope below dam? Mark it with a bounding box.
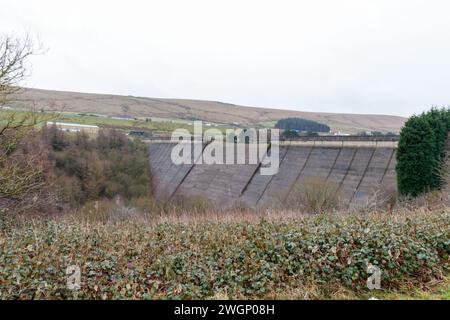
[148,137,398,209]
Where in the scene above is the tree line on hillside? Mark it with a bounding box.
[275,117,330,133]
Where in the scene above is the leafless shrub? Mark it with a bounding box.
[352,182,399,214]
[440,141,450,205]
[231,200,252,213]
[0,34,61,214]
[165,194,215,215]
[0,34,43,104]
[285,178,341,214]
[72,200,123,223]
[397,190,447,212]
[0,33,55,139]
[0,129,57,214]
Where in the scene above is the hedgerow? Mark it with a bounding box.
[0,211,448,299]
[397,107,450,197]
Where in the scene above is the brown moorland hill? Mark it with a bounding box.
[10,88,406,133]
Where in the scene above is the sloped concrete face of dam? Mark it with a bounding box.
[148,138,398,209]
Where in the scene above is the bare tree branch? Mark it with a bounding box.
[0,34,48,137]
[0,34,44,103]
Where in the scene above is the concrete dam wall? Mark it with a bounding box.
[148,138,398,209]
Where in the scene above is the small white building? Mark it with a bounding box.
[47,122,99,134]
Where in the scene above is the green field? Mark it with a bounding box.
[0,108,248,136]
[0,109,193,134]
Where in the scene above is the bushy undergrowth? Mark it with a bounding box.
[0,125,151,213]
[286,178,341,214]
[44,126,151,207]
[0,210,448,299]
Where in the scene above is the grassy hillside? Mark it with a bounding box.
[8,88,406,133]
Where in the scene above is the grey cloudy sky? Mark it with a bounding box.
[2,0,450,116]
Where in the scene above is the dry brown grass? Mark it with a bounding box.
[285,178,341,214]
[53,188,448,227]
[443,142,450,205]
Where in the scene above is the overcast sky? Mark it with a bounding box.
[2,0,450,116]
